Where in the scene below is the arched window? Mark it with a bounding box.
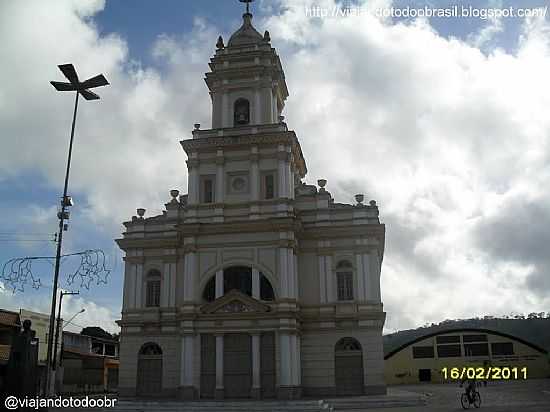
[224,266,252,295]
[260,273,275,301]
[203,276,216,302]
[336,260,353,301]
[202,267,276,302]
[234,98,250,125]
[139,342,163,356]
[335,337,362,352]
[145,270,161,307]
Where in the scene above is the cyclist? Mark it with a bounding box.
[460,376,477,403]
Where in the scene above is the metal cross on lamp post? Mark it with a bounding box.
[45,64,109,395]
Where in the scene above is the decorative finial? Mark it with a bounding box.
[170,190,180,203]
[136,208,146,219]
[239,0,254,14]
[264,30,271,42]
[317,179,327,192]
[355,194,364,205]
[216,36,224,49]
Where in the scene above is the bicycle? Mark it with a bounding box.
[460,388,481,409]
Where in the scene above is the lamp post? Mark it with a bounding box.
[46,64,109,395]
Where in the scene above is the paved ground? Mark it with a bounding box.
[367,379,550,411]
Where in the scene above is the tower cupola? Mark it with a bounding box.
[205,3,289,129]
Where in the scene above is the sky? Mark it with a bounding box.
[0,0,549,335]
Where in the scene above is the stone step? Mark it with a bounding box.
[323,394,427,410]
[105,399,330,412]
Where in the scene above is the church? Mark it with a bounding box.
[116,4,386,400]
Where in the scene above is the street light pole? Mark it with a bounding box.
[46,64,109,395]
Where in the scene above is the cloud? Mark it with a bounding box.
[0,281,118,334]
[1,0,550,333]
[261,0,550,329]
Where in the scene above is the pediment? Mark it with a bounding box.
[200,289,270,314]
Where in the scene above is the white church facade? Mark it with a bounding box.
[116,7,386,400]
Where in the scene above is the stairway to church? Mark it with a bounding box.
[105,399,333,412]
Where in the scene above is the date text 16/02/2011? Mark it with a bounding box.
[441,367,527,380]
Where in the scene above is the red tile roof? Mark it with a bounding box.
[0,344,11,362]
[0,310,20,328]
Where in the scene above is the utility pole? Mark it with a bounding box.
[52,291,79,374]
[46,64,109,395]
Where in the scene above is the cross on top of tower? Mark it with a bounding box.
[239,0,254,14]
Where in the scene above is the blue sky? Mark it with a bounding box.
[1,0,549,334]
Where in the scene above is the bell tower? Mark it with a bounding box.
[205,6,288,128]
[181,0,305,213]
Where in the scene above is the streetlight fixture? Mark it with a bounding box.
[63,308,86,331]
[56,308,85,388]
[45,64,109,395]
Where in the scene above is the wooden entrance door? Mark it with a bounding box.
[224,333,252,398]
[137,343,162,396]
[200,334,216,398]
[335,337,364,395]
[260,332,276,398]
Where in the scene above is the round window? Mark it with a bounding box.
[232,177,246,191]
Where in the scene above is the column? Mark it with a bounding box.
[277,146,287,199]
[296,335,302,386]
[123,264,133,309]
[170,262,177,306]
[294,254,299,300]
[279,247,288,298]
[179,334,195,399]
[250,147,260,219]
[268,88,274,123]
[135,263,143,308]
[325,255,333,302]
[183,251,196,302]
[367,250,381,302]
[215,334,224,399]
[278,332,300,399]
[290,334,296,386]
[215,150,224,203]
[252,268,260,299]
[215,269,224,299]
[162,262,171,307]
[287,249,295,298]
[318,255,326,304]
[254,90,261,124]
[272,90,278,122]
[356,253,366,301]
[222,93,229,127]
[250,152,259,201]
[279,333,291,386]
[251,333,261,398]
[188,164,199,204]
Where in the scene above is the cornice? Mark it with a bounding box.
[178,217,301,236]
[116,237,180,250]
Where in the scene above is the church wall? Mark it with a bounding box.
[297,252,319,304]
[118,333,180,398]
[300,328,385,396]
